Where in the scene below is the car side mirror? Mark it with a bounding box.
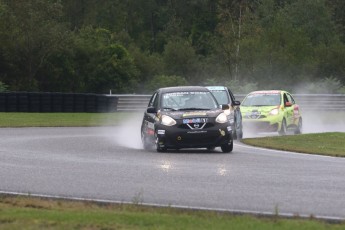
[146,107,157,113]
[233,101,241,106]
[285,102,292,107]
[221,104,230,110]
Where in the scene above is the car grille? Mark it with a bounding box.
[178,123,214,130]
[244,115,266,119]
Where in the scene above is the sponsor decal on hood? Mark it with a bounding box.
[162,110,221,119]
[182,112,207,117]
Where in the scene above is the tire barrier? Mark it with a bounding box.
[0,92,118,113]
[17,92,29,112]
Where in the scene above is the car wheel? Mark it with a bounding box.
[155,137,167,152]
[233,128,237,140]
[221,135,233,153]
[236,124,243,140]
[233,119,238,140]
[278,119,287,135]
[142,136,152,150]
[233,119,243,140]
[221,142,233,153]
[237,131,243,140]
[141,129,154,150]
[294,118,303,134]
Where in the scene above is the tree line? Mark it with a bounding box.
[0,0,344,94]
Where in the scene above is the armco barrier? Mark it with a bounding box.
[0,92,344,112]
[113,94,152,111]
[111,94,345,112]
[293,94,345,111]
[0,92,118,112]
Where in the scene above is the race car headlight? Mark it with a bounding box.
[269,108,279,116]
[216,113,228,123]
[223,109,231,116]
[161,115,176,126]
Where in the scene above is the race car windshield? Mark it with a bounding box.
[241,94,281,106]
[161,91,218,111]
[209,90,229,104]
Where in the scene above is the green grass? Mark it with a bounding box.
[0,195,344,230]
[241,132,345,157]
[0,112,133,127]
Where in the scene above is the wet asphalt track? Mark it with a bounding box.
[0,126,345,220]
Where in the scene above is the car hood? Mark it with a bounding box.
[161,109,223,119]
[240,106,277,114]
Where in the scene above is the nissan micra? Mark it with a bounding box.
[141,86,234,152]
[240,90,302,135]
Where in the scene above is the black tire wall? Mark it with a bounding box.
[0,92,118,112]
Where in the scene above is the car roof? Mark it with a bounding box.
[249,90,283,94]
[205,86,227,91]
[158,86,209,93]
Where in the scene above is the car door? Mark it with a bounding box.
[287,92,300,124]
[227,88,242,125]
[283,93,294,126]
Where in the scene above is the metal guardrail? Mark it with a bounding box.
[293,94,345,111]
[3,92,342,112]
[111,94,345,112]
[112,94,151,111]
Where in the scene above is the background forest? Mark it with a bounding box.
[0,0,344,94]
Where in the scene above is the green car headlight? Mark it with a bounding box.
[269,108,279,116]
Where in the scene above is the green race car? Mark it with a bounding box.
[240,90,302,135]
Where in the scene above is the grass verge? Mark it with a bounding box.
[241,132,345,157]
[0,112,134,127]
[0,195,344,230]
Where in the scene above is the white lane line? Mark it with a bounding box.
[234,142,345,161]
[0,190,344,222]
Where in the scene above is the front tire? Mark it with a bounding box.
[278,119,287,135]
[236,126,243,140]
[141,134,152,150]
[233,120,243,140]
[294,118,303,134]
[221,138,233,153]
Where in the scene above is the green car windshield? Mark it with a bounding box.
[242,93,281,106]
[161,91,218,111]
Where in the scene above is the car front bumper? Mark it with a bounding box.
[155,123,232,149]
[242,115,282,132]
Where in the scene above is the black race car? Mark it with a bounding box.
[141,86,233,152]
